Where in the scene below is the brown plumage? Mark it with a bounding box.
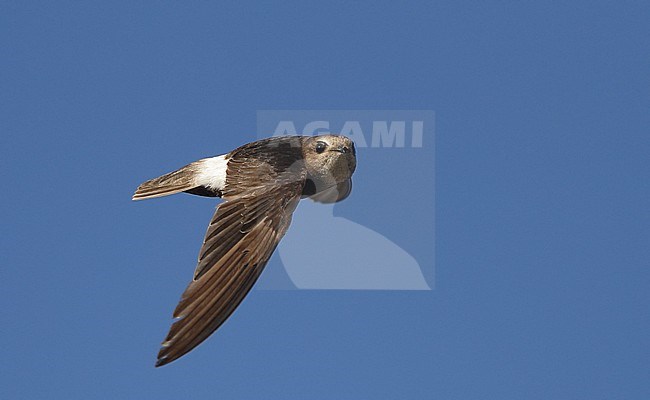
[132,135,356,367]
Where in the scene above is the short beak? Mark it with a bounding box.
[331,146,351,154]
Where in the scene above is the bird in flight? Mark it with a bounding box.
[133,135,357,367]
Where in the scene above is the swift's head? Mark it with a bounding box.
[302,135,356,185]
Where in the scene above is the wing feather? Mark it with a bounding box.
[155,137,307,367]
[156,188,300,367]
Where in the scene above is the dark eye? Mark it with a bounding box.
[315,141,327,153]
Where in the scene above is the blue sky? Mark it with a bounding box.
[1,1,649,399]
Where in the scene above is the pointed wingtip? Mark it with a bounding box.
[155,351,171,367]
[155,342,175,367]
[155,353,175,368]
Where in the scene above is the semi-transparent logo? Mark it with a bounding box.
[256,110,434,290]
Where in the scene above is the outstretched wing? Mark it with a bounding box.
[156,137,307,367]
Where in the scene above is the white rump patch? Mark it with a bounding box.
[195,154,228,191]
